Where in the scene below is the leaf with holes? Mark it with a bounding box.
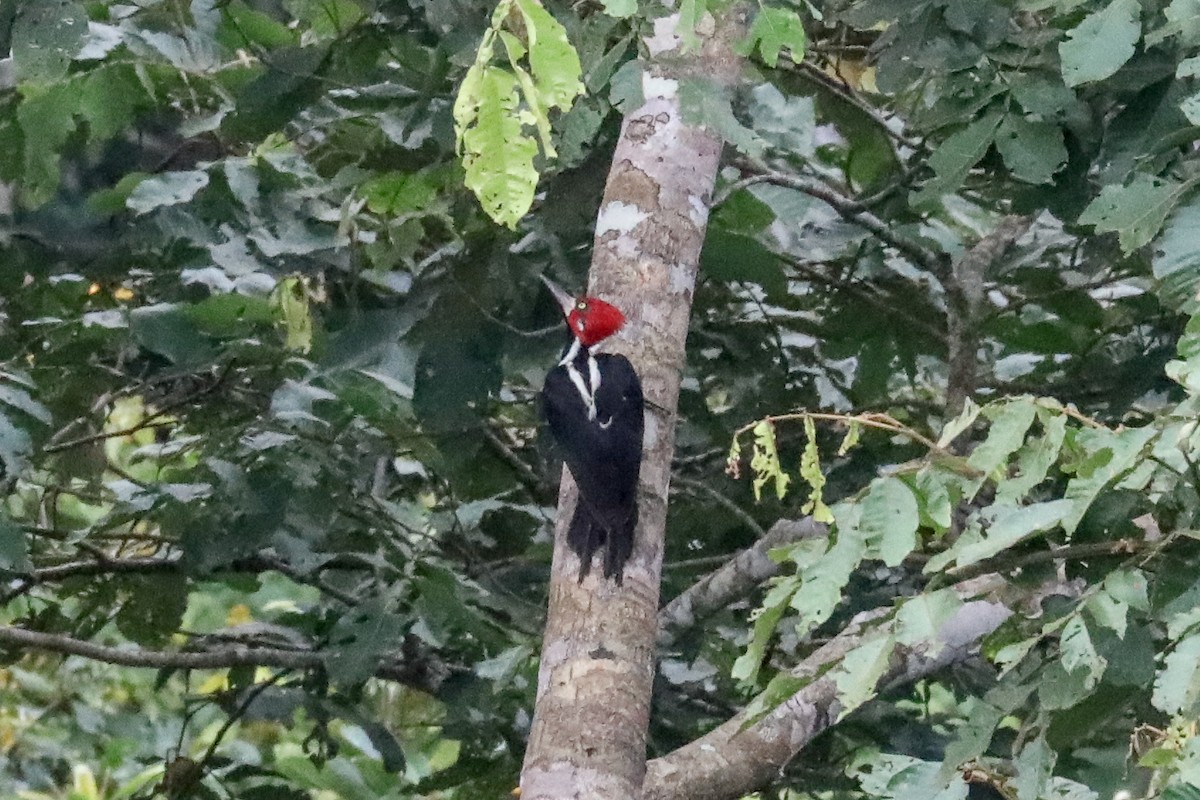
[1079,174,1189,254]
[860,477,918,566]
[832,635,895,720]
[11,0,89,84]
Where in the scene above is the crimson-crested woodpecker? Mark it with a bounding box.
[539,275,644,584]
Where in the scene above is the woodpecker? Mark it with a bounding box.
[539,275,644,584]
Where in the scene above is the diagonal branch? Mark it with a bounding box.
[643,575,1013,800]
[658,517,825,648]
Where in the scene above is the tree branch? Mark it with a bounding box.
[520,9,751,799]
[643,576,1013,800]
[945,215,1032,415]
[2,553,372,606]
[724,161,951,282]
[658,518,825,648]
[0,625,448,692]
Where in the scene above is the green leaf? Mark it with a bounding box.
[895,590,963,658]
[187,292,275,336]
[0,509,31,573]
[362,171,444,215]
[1079,174,1188,254]
[941,700,1004,777]
[748,83,815,157]
[995,410,1067,504]
[514,0,584,111]
[273,750,378,800]
[1152,634,1200,714]
[1106,569,1149,610]
[967,398,1038,487]
[325,601,406,685]
[0,382,51,425]
[677,0,705,51]
[832,635,895,719]
[0,412,34,475]
[679,77,765,157]
[129,304,216,366]
[995,115,1067,184]
[221,1,298,48]
[1088,568,1147,637]
[1061,425,1157,534]
[78,65,143,145]
[1180,90,1200,125]
[700,232,786,296]
[912,112,1002,207]
[284,0,364,37]
[11,0,89,84]
[1154,196,1200,309]
[1013,734,1055,800]
[739,7,807,68]
[793,508,866,635]
[608,59,644,112]
[1012,78,1078,118]
[115,576,188,645]
[732,574,799,684]
[799,417,833,523]
[17,80,82,206]
[938,397,983,448]
[850,752,967,800]
[750,420,790,501]
[860,477,919,567]
[915,470,954,532]
[453,0,582,227]
[599,0,637,17]
[741,671,810,724]
[127,171,211,215]
[1058,0,1141,87]
[931,500,1074,571]
[460,67,539,228]
[1147,0,1200,45]
[1059,614,1106,687]
[1085,591,1128,639]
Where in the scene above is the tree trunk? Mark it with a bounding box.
[519,10,747,799]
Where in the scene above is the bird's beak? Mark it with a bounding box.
[539,274,577,318]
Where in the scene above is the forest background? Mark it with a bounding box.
[3,1,1200,799]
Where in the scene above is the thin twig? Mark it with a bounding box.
[483,424,545,493]
[198,670,289,769]
[944,539,1143,583]
[43,363,234,454]
[723,160,950,282]
[733,410,946,456]
[0,626,438,689]
[672,475,767,540]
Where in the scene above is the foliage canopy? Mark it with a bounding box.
[3,0,1200,798]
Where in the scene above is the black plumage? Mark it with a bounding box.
[542,348,644,583]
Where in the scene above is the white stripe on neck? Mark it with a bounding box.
[559,338,582,367]
[559,339,599,420]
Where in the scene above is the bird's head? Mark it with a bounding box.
[540,275,626,348]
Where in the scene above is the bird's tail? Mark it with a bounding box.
[567,501,636,584]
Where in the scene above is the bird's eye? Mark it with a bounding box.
[576,301,587,311]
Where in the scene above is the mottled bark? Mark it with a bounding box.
[519,10,748,799]
[945,215,1033,415]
